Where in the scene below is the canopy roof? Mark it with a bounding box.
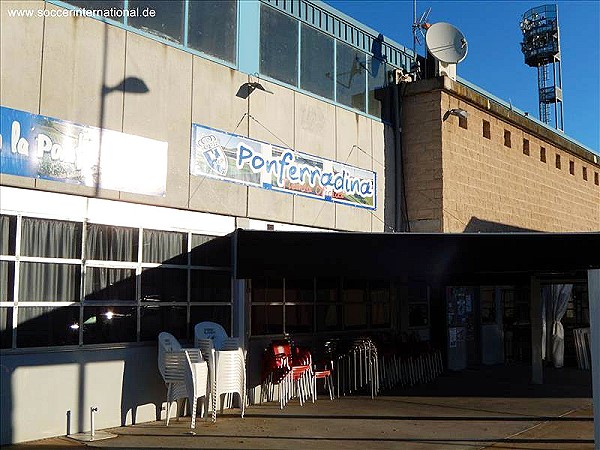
[233,230,600,282]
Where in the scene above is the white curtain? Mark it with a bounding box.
[542,284,573,368]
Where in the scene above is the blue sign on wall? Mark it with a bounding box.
[0,106,168,196]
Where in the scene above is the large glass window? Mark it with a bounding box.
[191,234,230,267]
[17,306,80,347]
[336,42,366,112]
[19,263,81,302]
[85,268,136,301]
[0,215,16,255]
[188,0,237,64]
[0,262,14,302]
[141,267,187,302]
[190,270,231,303]
[129,0,185,43]
[0,307,12,349]
[260,5,298,86]
[1,214,231,348]
[87,224,138,261]
[21,218,82,259]
[300,24,334,100]
[367,56,387,118]
[316,278,340,332]
[141,304,187,341]
[143,229,187,264]
[83,306,137,344]
[343,278,367,329]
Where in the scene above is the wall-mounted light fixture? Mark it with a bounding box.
[236,81,274,99]
[443,108,468,121]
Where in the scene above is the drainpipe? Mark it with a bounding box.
[391,78,408,232]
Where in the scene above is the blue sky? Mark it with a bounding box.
[325,0,600,153]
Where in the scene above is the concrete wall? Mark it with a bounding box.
[0,1,386,232]
[0,346,165,445]
[401,78,600,233]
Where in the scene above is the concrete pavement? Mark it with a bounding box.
[6,365,595,449]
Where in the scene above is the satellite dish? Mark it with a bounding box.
[425,22,468,64]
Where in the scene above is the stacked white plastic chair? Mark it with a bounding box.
[194,322,245,422]
[212,347,246,422]
[183,350,210,428]
[157,332,203,426]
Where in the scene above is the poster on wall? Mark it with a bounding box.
[0,106,168,196]
[190,123,376,210]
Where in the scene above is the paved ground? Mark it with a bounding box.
[7,364,595,449]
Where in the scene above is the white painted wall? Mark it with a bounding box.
[1,346,166,444]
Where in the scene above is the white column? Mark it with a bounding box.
[588,269,600,447]
[530,276,543,384]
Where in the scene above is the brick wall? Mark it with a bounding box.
[402,79,600,233]
[401,89,443,232]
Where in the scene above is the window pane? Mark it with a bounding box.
[408,304,429,327]
[17,306,79,347]
[190,305,231,337]
[260,5,298,86]
[85,267,136,301]
[129,1,184,43]
[66,1,125,22]
[19,263,81,302]
[21,217,82,259]
[336,42,366,111]
[371,302,390,328]
[1,307,13,348]
[316,304,339,331]
[83,306,137,344]
[191,234,230,267]
[251,304,282,335]
[190,270,231,303]
[143,229,187,264]
[285,304,313,333]
[316,278,339,303]
[0,262,15,302]
[86,224,138,261]
[252,277,283,303]
[344,303,367,329]
[188,0,237,63]
[343,279,366,303]
[285,278,314,303]
[141,304,187,341]
[300,24,334,99]
[367,56,386,117]
[0,215,17,255]
[141,267,187,302]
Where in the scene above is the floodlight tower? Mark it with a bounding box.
[520,4,564,131]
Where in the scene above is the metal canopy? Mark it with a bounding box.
[233,230,600,281]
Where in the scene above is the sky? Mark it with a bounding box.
[325,0,600,153]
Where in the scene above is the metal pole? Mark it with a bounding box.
[587,269,600,447]
[90,407,98,438]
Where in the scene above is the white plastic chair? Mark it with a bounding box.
[157,332,202,426]
[194,321,229,350]
[184,350,210,428]
[212,348,246,422]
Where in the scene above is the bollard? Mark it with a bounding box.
[90,406,98,437]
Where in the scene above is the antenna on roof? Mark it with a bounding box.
[412,0,431,72]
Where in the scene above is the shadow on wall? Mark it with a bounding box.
[0,236,231,445]
[464,217,538,233]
